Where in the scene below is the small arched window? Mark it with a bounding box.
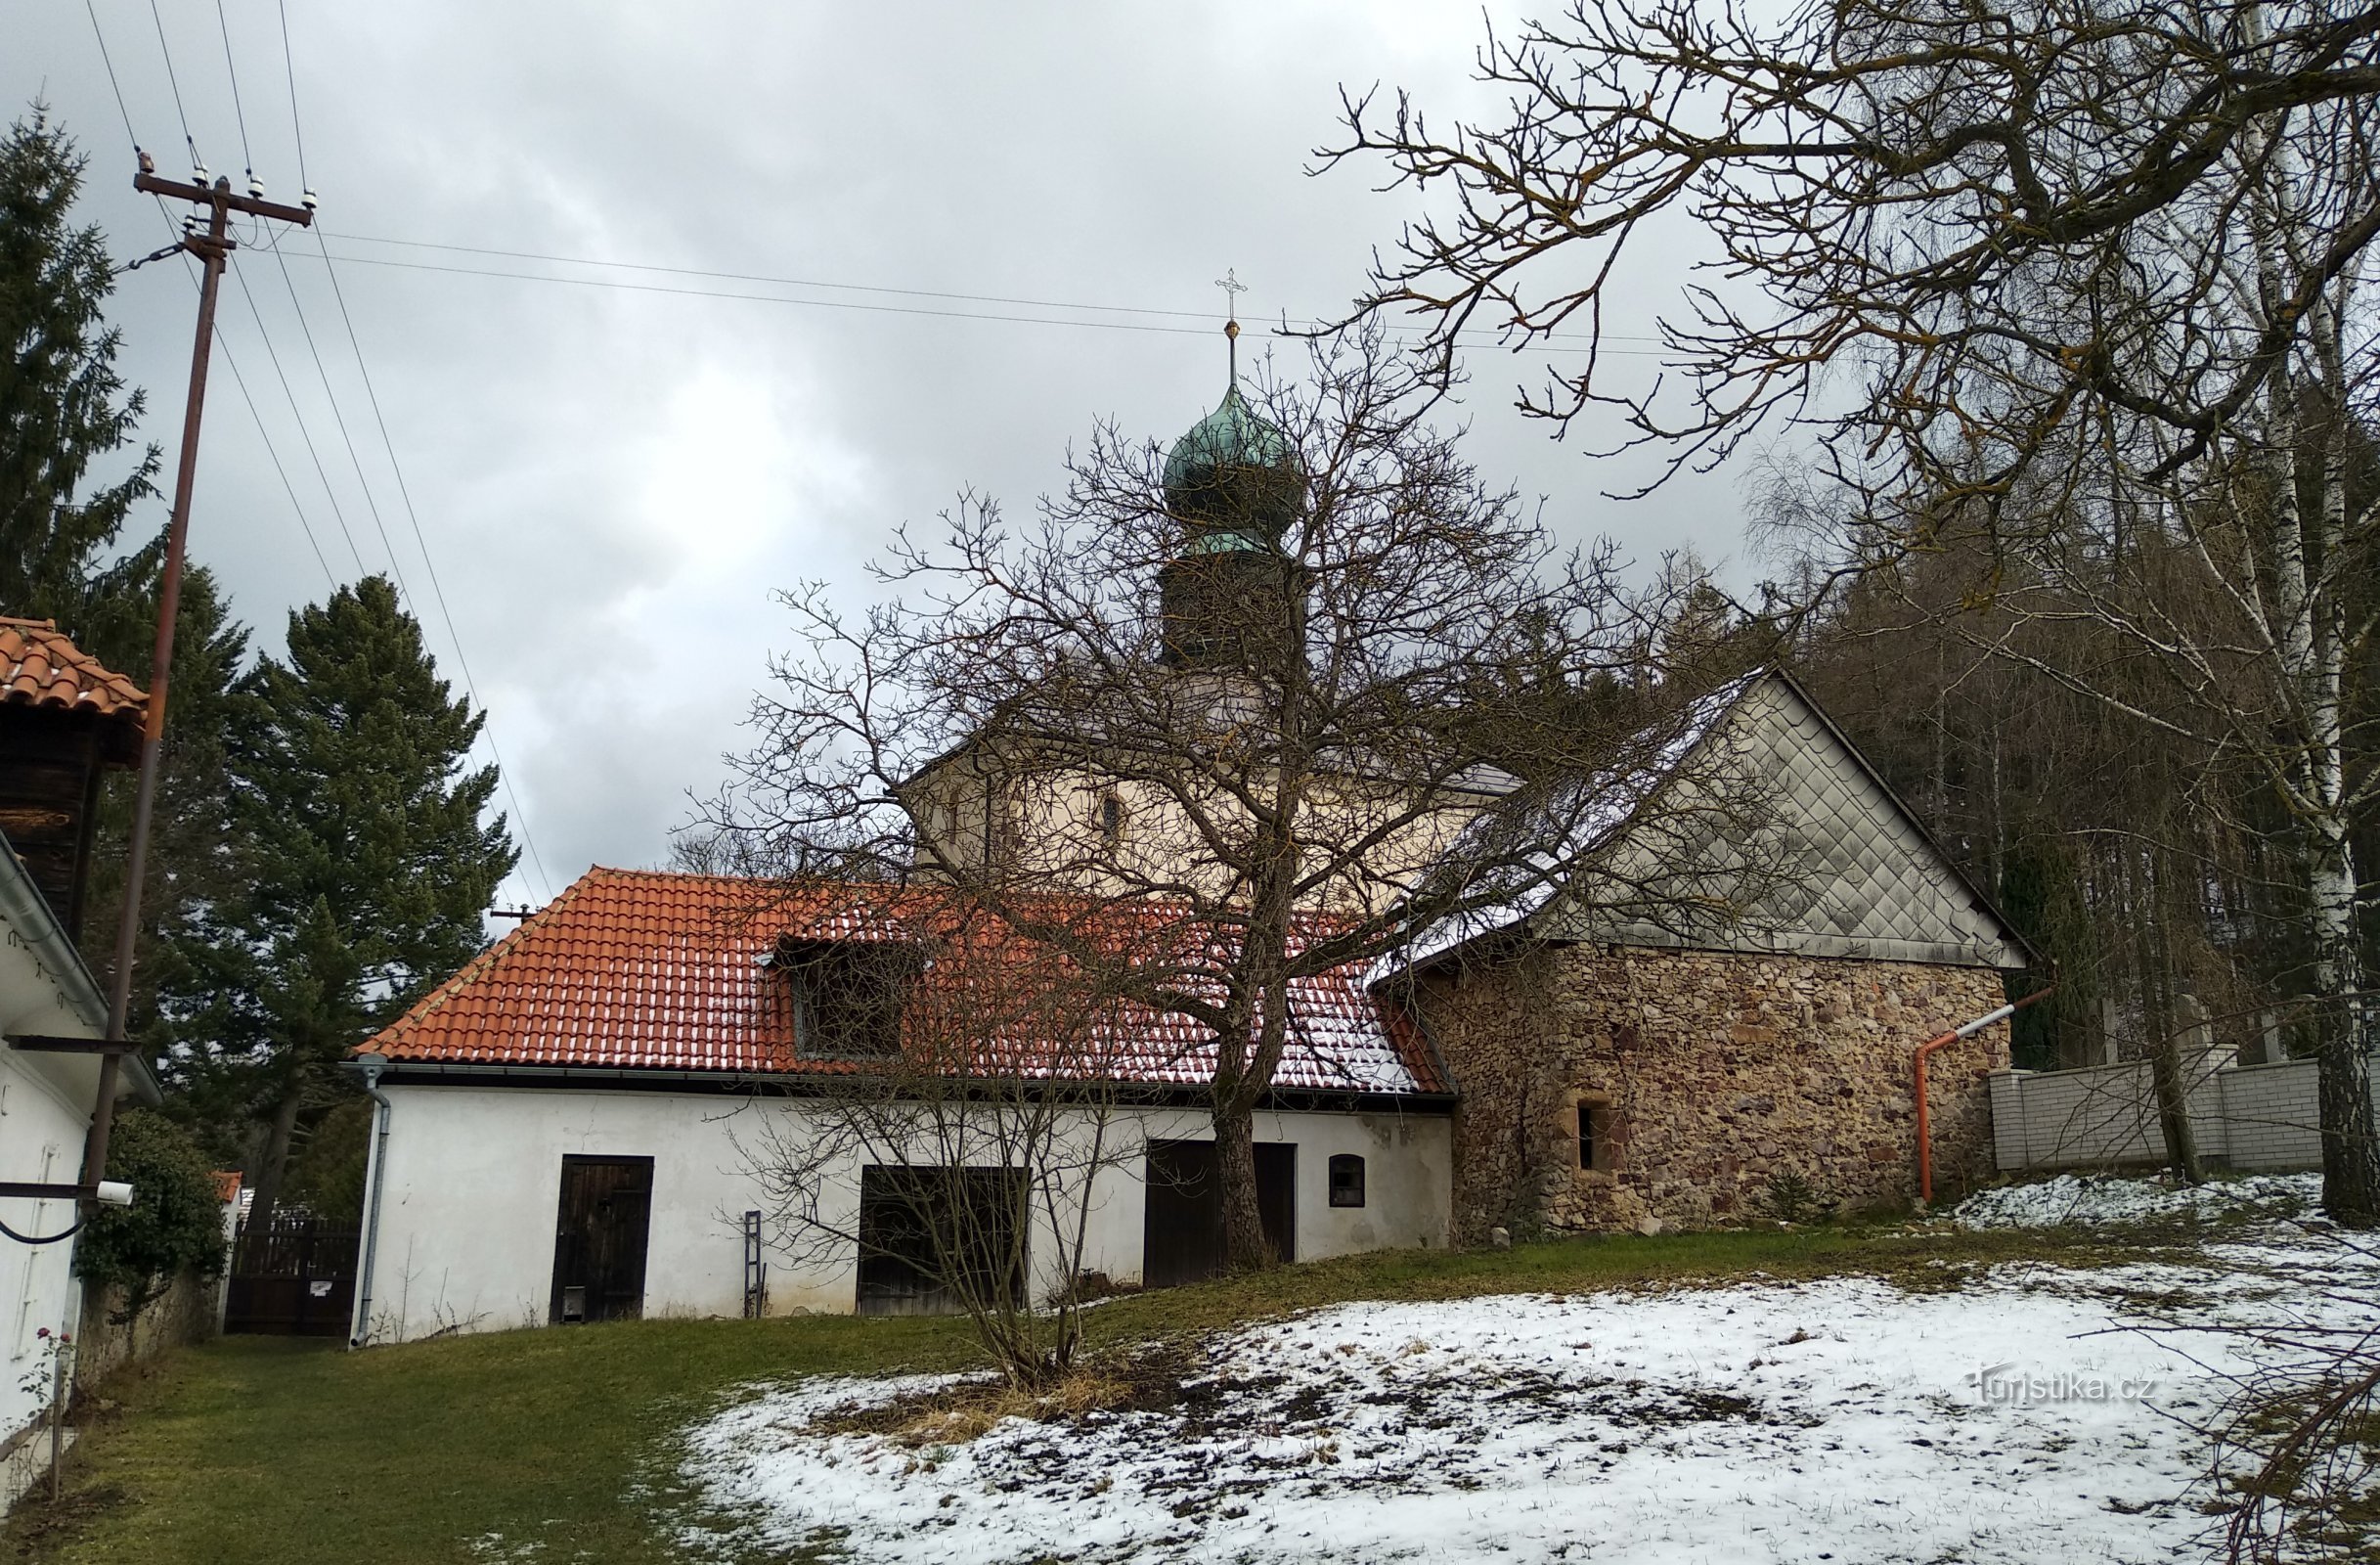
[1096,790,1125,846]
[1328,1153,1366,1208]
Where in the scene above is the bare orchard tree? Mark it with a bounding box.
[1333,0,2380,1224]
[709,329,1771,1273]
[1323,0,2380,513]
[736,892,1138,1391]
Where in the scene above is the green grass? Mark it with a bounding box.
[4,1222,2138,1564]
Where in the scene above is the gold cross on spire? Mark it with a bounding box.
[1214,269,1247,384]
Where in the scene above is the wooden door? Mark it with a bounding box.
[854,1166,1026,1317]
[1141,1140,1295,1288]
[549,1156,653,1324]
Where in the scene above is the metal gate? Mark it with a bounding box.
[224,1212,361,1336]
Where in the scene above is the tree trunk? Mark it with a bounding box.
[2149,1019,2205,1187]
[1213,1101,1271,1272]
[242,1079,305,1245]
[2310,834,2380,1228]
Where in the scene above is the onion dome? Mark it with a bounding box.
[1162,382,1302,553]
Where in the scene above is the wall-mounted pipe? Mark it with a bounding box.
[349,1053,393,1348]
[1916,985,2057,1204]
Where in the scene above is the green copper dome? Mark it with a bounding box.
[1162,383,1302,552]
[1163,384,1294,491]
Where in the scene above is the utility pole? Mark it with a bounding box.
[76,163,316,1196]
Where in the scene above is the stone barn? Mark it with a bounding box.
[1384,671,2035,1240]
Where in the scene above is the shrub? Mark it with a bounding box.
[74,1109,228,1321]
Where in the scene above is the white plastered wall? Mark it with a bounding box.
[0,928,108,1450]
[356,1084,1452,1344]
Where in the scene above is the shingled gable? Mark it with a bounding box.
[360,866,1446,1096]
[1374,669,2035,978]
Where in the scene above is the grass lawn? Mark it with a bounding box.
[3,1222,2136,1565]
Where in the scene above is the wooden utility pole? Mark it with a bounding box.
[76,166,316,1196]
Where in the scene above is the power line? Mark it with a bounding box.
[302,233,558,902]
[227,262,371,574]
[145,0,200,171]
[211,332,337,587]
[264,249,419,589]
[100,0,552,908]
[301,249,1216,334]
[274,0,307,189]
[269,8,555,903]
[213,0,253,177]
[292,248,1670,356]
[326,232,1242,321]
[81,0,140,155]
[317,231,1669,347]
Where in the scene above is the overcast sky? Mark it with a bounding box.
[10,1,1746,909]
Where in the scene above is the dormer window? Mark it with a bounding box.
[777,938,918,1059]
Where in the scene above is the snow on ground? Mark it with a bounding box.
[677,1173,2374,1565]
[1952,1172,2323,1230]
[679,1218,2376,1564]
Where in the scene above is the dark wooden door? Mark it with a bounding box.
[1141,1140,1295,1288]
[549,1156,653,1324]
[854,1166,1026,1317]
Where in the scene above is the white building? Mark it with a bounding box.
[349,869,1454,1342]
[0,619,158,1474]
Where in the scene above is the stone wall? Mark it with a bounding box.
[72,1267,222,1395]
[1413,943,2010,1241]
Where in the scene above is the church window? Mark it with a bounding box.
[1097,790,1125,847]
[1328,1153,1366,1208]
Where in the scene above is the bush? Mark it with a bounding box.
[74,1109,228,1321]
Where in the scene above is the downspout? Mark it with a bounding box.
[1916,985,2057,1205]
[349,1053,392,1348]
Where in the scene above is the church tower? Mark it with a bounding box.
[1157,309,1305,670]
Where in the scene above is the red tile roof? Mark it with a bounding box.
[364,867,1445,1096]
[0,616,148,727]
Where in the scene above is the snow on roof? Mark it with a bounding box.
[1364,674,1757,986]
[363,867,1444,1096]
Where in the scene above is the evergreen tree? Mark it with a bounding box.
[82,564,251,1017]
[0,108,159,657]
[198,576,516,1230]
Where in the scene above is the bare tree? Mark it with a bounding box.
[1323,0,2380,508]
[736,891,1137,1390]
[708,330,1766,1272]
[1333,0,2380,1223]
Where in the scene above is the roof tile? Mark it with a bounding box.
[364,868,1444,1096]
[0,616,148,725]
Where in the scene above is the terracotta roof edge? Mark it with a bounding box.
[360,868,606,1056]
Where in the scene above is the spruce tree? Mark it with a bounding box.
[204,576,517,1231]
[88,564,251,1034]
[0,108,159,656]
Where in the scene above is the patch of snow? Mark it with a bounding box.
[1951,1172,2323,1230]
[679,1232,2375,1563]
